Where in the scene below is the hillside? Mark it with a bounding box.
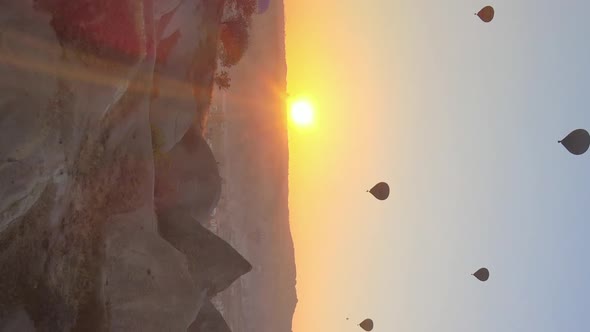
[205,0,297,331]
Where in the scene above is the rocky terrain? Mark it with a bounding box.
[0,0,259,330]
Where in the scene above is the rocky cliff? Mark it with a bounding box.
[0,0,251,330]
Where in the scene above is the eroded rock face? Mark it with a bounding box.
[0,308,35,332]
[0,0,63,232]
[104,206,204,332]
[1,0,249,330]
[149,0,202,153]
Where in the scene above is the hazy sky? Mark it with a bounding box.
[285,0,590,331]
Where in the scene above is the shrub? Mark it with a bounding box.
[219,16,250,67]
[215,71,231,90]
[236,0,256,17]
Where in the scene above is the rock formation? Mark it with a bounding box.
[0,0,252,330]
[187,300,231,332]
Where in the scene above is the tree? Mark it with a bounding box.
[223,0,256,18]
[215,71,231,90]
[219,16,251,67]
[237,0,256,17]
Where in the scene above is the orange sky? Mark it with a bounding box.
[284,1,402,330]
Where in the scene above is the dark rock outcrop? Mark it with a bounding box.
[187,300,231,332]
[157,209,252,297]
[155,124,252,296]
[0,308,35,332]
[155,125,222,222]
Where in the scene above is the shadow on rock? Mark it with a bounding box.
[188,300,231,332]
[155,124,251,297]
[155,125,221,223]
[157,207,252,297]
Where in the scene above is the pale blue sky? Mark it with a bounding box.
[365,1,590,331]
[287,0,590,330]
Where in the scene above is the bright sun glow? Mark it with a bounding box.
[290,99,314,126]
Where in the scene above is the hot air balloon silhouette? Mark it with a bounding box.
[472,267,490,282]
[559,129,590,155]
[475,6,495,22]
[359,318,374,331]
[368,182,389,200]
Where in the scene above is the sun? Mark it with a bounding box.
[290,99,314,126]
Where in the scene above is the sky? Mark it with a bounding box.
[284,0,590,331]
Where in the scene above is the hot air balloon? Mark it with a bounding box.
[472,267,490,282]
[257,0,270,14]
[359,318,374,331]
[368,182,389,200]
[559,129,590,155]
[475,6,495,23]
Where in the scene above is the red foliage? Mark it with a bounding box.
[34,0,155,60]
[219,17,250,66]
